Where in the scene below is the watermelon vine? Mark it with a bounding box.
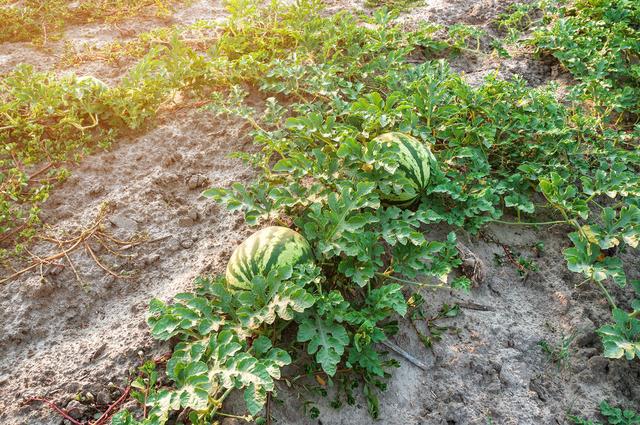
[109,0,640,424]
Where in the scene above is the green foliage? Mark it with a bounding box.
[0,0,181,44]
[598,401,640,425]
[0,68,112,244]
[114,11,478,419]
[122,266,317,424]
[0,34,214,250]
[500,0,640,120]
[565,232,626,287]
[2,0,454,253]
[534,0,640,117]
[409,297,460,348]
[496,2,541,41]
[207,4,640,384]
[569,400,640,425]
[597,300,640,360]
[206,25,639,415]
[493,0,640,371]
[364,0,424,11]
[121,262,413,423]
[213,58,640,298]
[448,23,486,51]
[297,299,350,377]
[538,333,575,369]
[7,0,640,422]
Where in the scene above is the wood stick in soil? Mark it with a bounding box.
[381,340,430,372]
[266,392,272,425]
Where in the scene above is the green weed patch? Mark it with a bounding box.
[533,0,640,119]
[570,400,640,425]
[498,0,640,121]
[0,0,182,44]
[0,39,212,252]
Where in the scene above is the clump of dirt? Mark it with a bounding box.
[1,1,638,425]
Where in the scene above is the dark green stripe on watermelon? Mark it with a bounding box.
[398,135,426,188]
[261,231,293,277]
[396,162,421,187]
[228,237,266,287]
[226,226,313,288]
[370,132,434,207]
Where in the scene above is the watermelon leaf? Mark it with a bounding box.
[244,384,267,416]
[336,232,385,287]
[365,284,407,318]
[235,266,318,328]
[299,181,380,260]
[297,314,349,376]
[539,173,590,220]
[116,1,640,421]
[171,361,211,411]
[148,295,223,341]
[565,232,628,286]
[598,307,640,360]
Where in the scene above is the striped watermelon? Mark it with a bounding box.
[226,226,313,289]
[371,132,434,206]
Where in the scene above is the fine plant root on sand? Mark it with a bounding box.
[22,349,175,424]
[24,386,131,425]
[0,203,147,285]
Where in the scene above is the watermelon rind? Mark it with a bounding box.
[371,132,434,206]
[226,226,313,289]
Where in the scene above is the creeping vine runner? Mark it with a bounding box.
[112,1,640,423]
[3,0,639,423]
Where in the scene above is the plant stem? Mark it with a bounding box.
[287,368,352,383]
[25,398,83,425]
[490,219,567,226]
[594,279,617,310]
[210,343,256,418]
[210,387,235,418]
[375,272,446,290]
[381,339,429,371]
[215,411,252,422]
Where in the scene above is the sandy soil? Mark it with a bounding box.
[1,1,638,424]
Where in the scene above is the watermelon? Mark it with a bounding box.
[370,132,434,206]
[226,226,313,289]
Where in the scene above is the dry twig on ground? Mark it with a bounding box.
[0,203,146,285]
